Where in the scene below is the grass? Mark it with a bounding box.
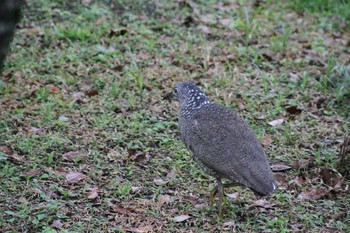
[1,0,349,232]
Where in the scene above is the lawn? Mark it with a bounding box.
[0,0,349,232]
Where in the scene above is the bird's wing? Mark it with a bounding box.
[188,104,274,195]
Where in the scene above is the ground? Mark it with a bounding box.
[0,0,349,232]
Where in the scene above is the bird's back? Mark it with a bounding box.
[179,103,275,196]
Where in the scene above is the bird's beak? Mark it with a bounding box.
[163,91,174,101]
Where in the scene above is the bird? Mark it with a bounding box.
[164,82,276,219]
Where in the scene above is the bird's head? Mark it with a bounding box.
[164,82,210,109]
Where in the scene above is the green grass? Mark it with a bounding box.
[0,0,349,232]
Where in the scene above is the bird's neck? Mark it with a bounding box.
[181,96,211,117]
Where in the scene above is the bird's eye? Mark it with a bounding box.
[173,88,179,94]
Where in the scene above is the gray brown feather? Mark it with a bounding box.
[170,82,276,196]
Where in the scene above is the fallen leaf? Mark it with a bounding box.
[297,187,329,200]
[166,169,176,180]
[95,17,107,26]
[200,14,216,24]
[332,212,347,220]
[271,163,292,172]
[249,199,275,209]
[58,115,69,122]
[173,215,191,222]
[261,52,273,61]
[268,118,285,127]
[219,18,231,27]
[72,92,85,99]
[0,145,12,154]
[18,197,28,204]
[109,28,128,37]
[293,176,306,186]
[225,192,239,199]
[5,154,23,162]
[223,220,235,226]
[84,89,99,97]
[112,205,137,216]
[62,151,85,161]
[181,195,198,205]
[274,173,288,188]
[153,178,168,186]
[87,187,99,199]
[46,84,60,93]
[51,219,64,229]
[292,159,310,169]
[132,153,150,163]
[197,25,211,34]
[82,0,92,6]
[286,106,302,115]
[158,194,171,206]
[65,171,85,182]
[260,134,272,146]
[26,127,42,135]
[131,186,141,193]
[129,225,153,233]
[235,99,246,110]
[24,169,41,176]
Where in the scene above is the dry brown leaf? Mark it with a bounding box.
[46,84,60,93]
[158,194,171,206]
[153,178,168,186]
[197,25,211,34]
[271,163,292,172]
[332,212,347,220]
[6,153,23,162]
[26,127,42,135]
[292,159,311,169]
[260,134,272,146]
[62,151,85,161]
[268,118,285,127]
[87,187,99,199]
[181,195,198,205]
[249,199,275,209]
[173,215,191,222]
[297,187,329,200]
[112,205,137,216]
[0,145,12,154]
[286,106,302,115]
[18,197,28,205]
[24,169,41,176]
[274,173,288,189]
[109,28,128,37]
[129,225,153,233]
[236,100,246,110]
[65,171,85,182]
[84,89,99,97]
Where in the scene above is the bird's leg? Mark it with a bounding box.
[209,186,217,207]
[210,181,243,206]
[217,177,224,220]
